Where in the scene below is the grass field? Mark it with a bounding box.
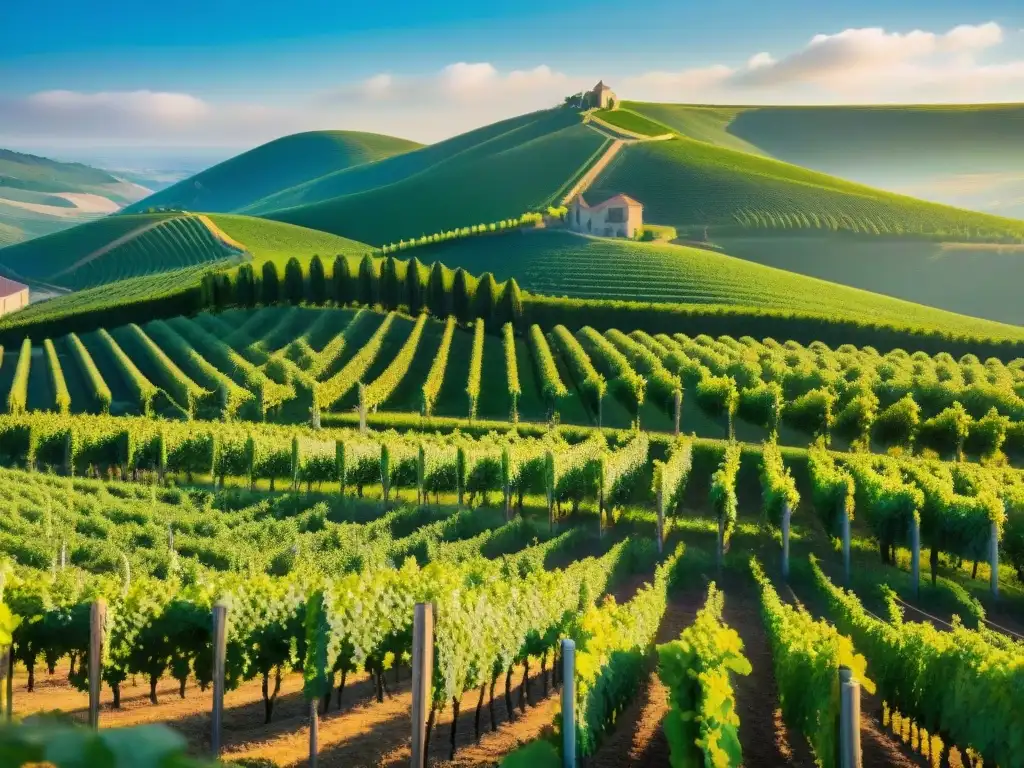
[124,131,422,214]
[625,101,1024,216]
[402,229,1024,339]
[592,108,672,137]
[585,135,1024,241]
[266,109,608,245]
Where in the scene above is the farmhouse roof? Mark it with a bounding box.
[578,193,642,211]
[593,80,612,93]
[0,276,27,298]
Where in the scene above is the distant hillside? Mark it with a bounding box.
[0,211,371,292]
[124,131,423,214]
[397,229,1024,340]
[585,134,1024,240]
[625,102,1024,217]
[0,148,151,242]
[264,109,608,245]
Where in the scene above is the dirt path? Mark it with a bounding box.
[560,140,624,204]
[720,576,818,768]
[587,592,700,768]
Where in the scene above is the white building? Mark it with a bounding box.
[568,194,643,238]
[0,276,28,316]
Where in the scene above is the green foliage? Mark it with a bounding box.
[0,721,213,767]
[710,444,741,546]
[307,255,327,305]
[405,256,424,314]
[358,254,377,305]
[466,320,485,419]
[332,254,353,304]
[497,277,524,328]
[570,546,682,757]
[500,740,560,768]
[751,557,873,768]
[452,268,473,324]
[657,583,750,768]
[6,338,31,416]
[427,261,449,318]
[473,272,499,324]
[260,261,280,305]
[872,394,921,448]
[759,441,800,527]
[380,256,401,310]
[810,556,1023,766]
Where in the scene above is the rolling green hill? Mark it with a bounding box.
[625,102,1024,217]
[205,214,372,267]
[0,148,151,242]
[263,109,608,245]
[395,229,1024,340]
[123,131,423,214]
[585,134,1024,241]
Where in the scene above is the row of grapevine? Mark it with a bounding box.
[710,444,742,552]
[362,313,428,410]
[528,324,568,413]
[809,557,1023,766]
[504,322,521,422]
[422,316,456,416]
[578,327,646,420]
[116,324,212,417]
[6,339,31,415]
[751,557,873,768]
[316,312,396,409]
[551,325,606,420]
[657,583,751,768]
[143,320,254,419]
[605,328,682,413]
[93,329,159,415]
[466,319,485,419]
[66,333,112,414]
[569,545,682,758]
[42,339,71,415]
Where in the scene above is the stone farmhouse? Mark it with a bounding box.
[568,194,643,238]
[0,276,28,317]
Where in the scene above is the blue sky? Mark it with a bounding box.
[2,0,1023,159]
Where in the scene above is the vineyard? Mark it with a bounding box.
[586,135,1024,241]
[0,410,1020,766]
[4,101,1024,768]
[1,305,1023,464]
[402,230,1024,341]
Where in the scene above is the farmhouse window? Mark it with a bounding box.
[606,207,625,223]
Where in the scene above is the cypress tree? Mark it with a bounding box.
[496,277,524,327]
[284,256,305,305]
[379,256,400,309]
[308,254,327,305]
[236,263,256,307]
[261,261,280,305]
[427,261,448,317]
[472,271,498,323]
[406,256,424,314]
[452,268,473,323]
[358,253,378,306]
[213,273,234,308]
[332,255,352,304]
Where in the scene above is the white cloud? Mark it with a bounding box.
[732,22,1006,88]
[3,22,1024,149]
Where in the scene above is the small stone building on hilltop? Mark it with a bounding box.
[591,80,616,109]
[0,276,28,317]
[568,194,643,238]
